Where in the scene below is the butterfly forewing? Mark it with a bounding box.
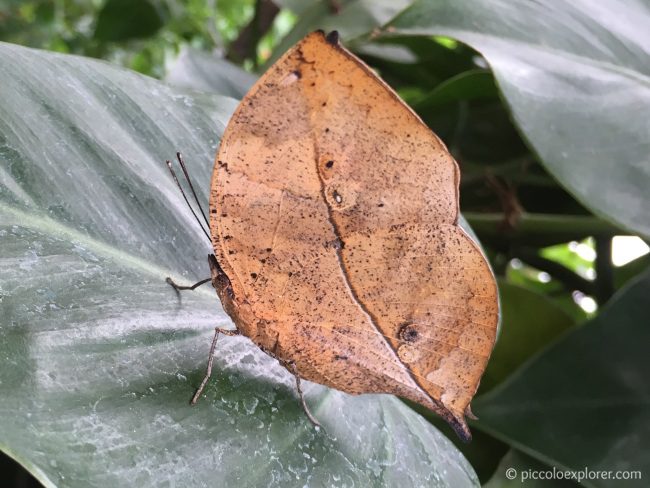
[210,31,499,441]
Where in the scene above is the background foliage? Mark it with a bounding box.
[1,0,648,487]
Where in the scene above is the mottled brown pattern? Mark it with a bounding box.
[209,31,499,441]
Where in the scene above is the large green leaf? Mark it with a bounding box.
[0,42,478,487]
[474,269,650,488]
[387,0,650,239]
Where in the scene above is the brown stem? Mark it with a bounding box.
[227,0,279,65]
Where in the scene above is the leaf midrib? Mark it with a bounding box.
[0,203,214,299]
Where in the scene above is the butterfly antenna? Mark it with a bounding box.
[166,158,211,243]
[176,152,210,230]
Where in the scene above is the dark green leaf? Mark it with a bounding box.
[613,253,650,289]
[413,69,497,112]
[474,269,650,487]
[94,0,164,42]
[479,281,576,393]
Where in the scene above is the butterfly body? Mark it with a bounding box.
[209,31,498,441]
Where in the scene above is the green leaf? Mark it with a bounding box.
[614,252,650,289]
[165,46,256,99]
[94,0,165,42]
[355,42,418,64]
[413,69,497,112]
[479,281,576,393]
[387,0,650,239]
[0,41,478,487]
[474,268,650,488]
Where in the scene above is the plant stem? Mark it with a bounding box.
[227,0,279,65]
[464,212,625,247]
[594,236,614,304]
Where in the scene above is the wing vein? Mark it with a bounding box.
[310,129,429,398]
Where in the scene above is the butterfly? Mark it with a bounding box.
[168,30,498,442]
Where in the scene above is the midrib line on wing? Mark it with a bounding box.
[310,131,428,396]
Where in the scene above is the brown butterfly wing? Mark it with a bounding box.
[210,31,498,440]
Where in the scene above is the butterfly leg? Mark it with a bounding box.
[286,361,321,429]
[259,344,322,428]
[166,276,211,291]
[257,342,322,428]
[190,326,240,405]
